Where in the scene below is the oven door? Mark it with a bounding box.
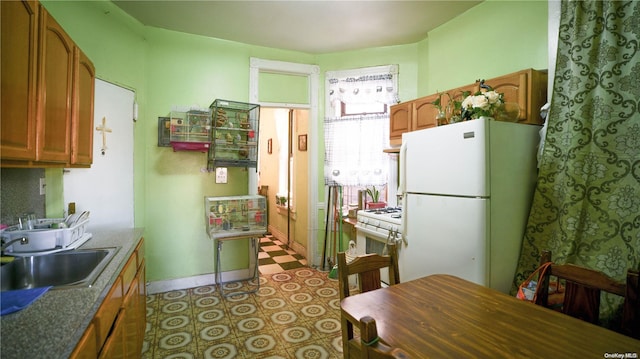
[355,224,395,286]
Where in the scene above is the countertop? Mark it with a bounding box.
[0,228,144,359]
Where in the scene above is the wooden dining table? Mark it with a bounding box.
[340,274,640,358]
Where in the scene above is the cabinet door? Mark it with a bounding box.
[95,276,123,350]
[69,322,97,359]
[99,310,125,359]
[1,0,38,161]
[71,49,95,166]
[448,83,478,102]
[389,102,412,146]
[485,71,528,122]
[413,94,439,131]
[36,7,74,163]
[123,273,140,358]
[137,261,146,355]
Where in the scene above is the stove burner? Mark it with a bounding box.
[365,207,402,215]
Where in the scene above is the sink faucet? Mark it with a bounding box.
[1,237,29,255]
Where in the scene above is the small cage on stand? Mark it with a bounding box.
[205,195,267,297]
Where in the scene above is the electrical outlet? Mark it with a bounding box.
[39,178,46,195]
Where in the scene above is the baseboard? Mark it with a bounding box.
[146,267,254,294]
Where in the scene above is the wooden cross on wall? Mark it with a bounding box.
[96,117,112,155]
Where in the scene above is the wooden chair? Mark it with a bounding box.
[338,243,400,358]
[337,243,400,301]
[535,250,640,339]
[349,316,410,359]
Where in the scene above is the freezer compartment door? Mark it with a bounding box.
[403,119,488,197]
[401,194,488,285]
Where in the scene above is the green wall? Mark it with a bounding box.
[425,0,548,94]
[41,0,548,283]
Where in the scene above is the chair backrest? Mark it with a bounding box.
[337,243,400,301]
[535,250,640,339]
[354,316,410,359]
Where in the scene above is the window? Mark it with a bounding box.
[324,65,399,208]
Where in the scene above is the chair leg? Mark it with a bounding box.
[341,315,353,358]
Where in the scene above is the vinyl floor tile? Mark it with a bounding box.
[143,235,342,359]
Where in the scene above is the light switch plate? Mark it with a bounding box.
[216,168,228,184]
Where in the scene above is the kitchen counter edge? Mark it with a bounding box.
[0,228,145,359]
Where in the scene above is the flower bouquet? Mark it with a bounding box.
[460,90,504,121]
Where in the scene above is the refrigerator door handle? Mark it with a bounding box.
[399,141,409,245]
[398,140,408,196]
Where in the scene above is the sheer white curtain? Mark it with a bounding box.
[324,65,399,187]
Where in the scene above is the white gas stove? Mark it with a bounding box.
[354,207,403,285]
[355,207,403,243]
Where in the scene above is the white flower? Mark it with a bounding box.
[472,95,490,110]
[461,96,474,110]
[484,91,502,104]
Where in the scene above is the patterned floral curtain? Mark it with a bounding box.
[512,0,640,321]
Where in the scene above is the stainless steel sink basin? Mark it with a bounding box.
[0,247,119,291]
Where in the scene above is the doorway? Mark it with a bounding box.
[258,108,309,258]
[249,58,320,266]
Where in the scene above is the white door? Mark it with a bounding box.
[403,119,488,197]
[63,80,134,231]
[402,193,488,284]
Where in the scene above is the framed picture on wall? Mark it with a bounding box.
[298,134,307,151]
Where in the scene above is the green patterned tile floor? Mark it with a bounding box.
[142,267,343,358]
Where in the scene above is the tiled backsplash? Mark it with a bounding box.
[1,168,46,226]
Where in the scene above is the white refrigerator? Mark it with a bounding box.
[398,118,541,293]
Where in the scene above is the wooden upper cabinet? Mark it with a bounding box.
[483,69,548,125]
[413,94,439,131]
[389,69,547,145]
[71,49,96,167]
[1,2,95,167]
[1,0,39,161]
[389,102,411,146]
[36,7,74,163]
[389,94,440,146]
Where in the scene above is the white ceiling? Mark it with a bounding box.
[112,1,483,54]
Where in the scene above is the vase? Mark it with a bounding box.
[366,202,386,210]
[495,102,520,122]
[476,116,494,121]
[436,111,448,126]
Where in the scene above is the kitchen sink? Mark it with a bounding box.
[0,247,119,291]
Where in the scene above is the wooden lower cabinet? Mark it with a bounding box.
[99,311,125,359]
[69,323,97,359]
[94,276,123,351]
[71,238,146,359]
[124,269,141,358]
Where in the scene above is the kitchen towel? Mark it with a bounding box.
[1,286,52,315]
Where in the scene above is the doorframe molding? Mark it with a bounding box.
[249,57,320,267]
